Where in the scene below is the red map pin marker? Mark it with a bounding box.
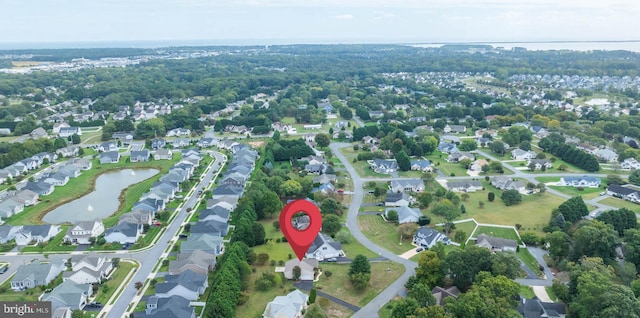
[280,199,322,261]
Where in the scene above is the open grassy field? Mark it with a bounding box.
[358,214,416,255]
[548,186,602,200]
[473,226,520,241]
[80,129,103,144]
[235,267,296,318]
[426,182,563,234]
[447,220,477,243]
[599,198,640,212]
[6,155,181,226]
[316,262,405,307]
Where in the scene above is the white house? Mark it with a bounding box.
[622,158,640,170]
[389,179,425,193]
[558,175,601,188]
[511,149,537,160]
[475,233,518,252]
[64,220,104,245]
[446,180,483,192]
[413,227,450,248]
[386,206,422,224]
[305,233,344,260]
[262,290,309,318]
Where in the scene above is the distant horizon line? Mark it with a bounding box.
[1,39,640,50]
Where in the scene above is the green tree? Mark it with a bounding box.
[349,254,371,276]
[349,272,371,291]
[597,208,638,235]
[458,139,477,151]
[546,231,571,263]
[304,304,326,318]
[386,210,399,222]
[491,252,522,279]
[293,266,301,280]
[309,288,317,304]
[71,133,81,144]
[408,282,437,307]
[490,140,506,155]
[319,198,341,215]
[500,189,522,206]
[54,138,67,149]
[446,274,521,318]
[488,192,495,202]
[314,133,331,148]
[431,199,460,235]
[415,251,444,288]
[391,297,419,318]
[272,130,280,141]
[572,221,619,261]
[322,214,342,235]
[279,180,303,198]
[607,174,624,186]
[444,246,493,289]
[630,170,640,186]
[395,150,411,171]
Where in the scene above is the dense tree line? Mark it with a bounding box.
[204,242,252,318]
[539,133,600,172]
[263,139,314,162]
[0,137,66,168]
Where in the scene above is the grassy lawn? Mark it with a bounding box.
[94,261,136,304]
[316,262,405,307]
[379,298,401,318]
[517,249,542,276]
[520,286,535,298]
[447,221,476,243]
[0,274,41,301]
[80,130,102,143]
[545,286,558,301]
[352,161,392,178]
[358,214,415,255]
[535,177,559,183]
[341,235,378,259]
[548,186,603,200]
[5,155,181,226]
[397,170,424,178]
[426,183,563,234]
[472,226,520,241]
[432,162,469,177]
[598,198,640,212]
[235,266,296,318]
[130,227,162,250]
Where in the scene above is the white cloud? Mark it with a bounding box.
[334,14,354,19]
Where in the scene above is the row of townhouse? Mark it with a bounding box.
[135,145,258,317]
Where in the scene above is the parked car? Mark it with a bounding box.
[0,266,7,274]
[325,258,338,262]
[376,202,384,206]
[416,247,424,252]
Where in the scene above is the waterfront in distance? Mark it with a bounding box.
[42,169,159,224]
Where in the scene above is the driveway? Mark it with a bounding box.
[532,286,552,302]
[399,248,420,260]
[295,281,361,312]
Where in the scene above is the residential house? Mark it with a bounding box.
[40,280,92,311]
[369,159,398,174]
[0,225,22,243]
[198,206,231,223]
[154,270,208,301]
[118,210,154,226]
[64,220,104,245]
[475,129,498,138]
[139,295,195,318]
[190,220,229,237]
[211,184,244,198]
[52,307,73,318]
[447,180,483,192]
[530,126,548,137]
[170,138,191,148]
[491,177,526,192]
[385,192,411,207]
[518,296,567,318]
[432,286,461,306]
[283,259,318,281]
[104,222,143,244]
[11,260,64,290]
[56,145,80,158]
[389,179,425,193]
[446,151,474,163]
[58,165,81,179]
[154,149,173,160]
[262,290,309,318]
[169,250,217,275]
[386,206,422,224]
[0,199,24,218]
[30,127,48,139]
[23,181,54,196]
[166,128,191,137]
[437,142,458,154]
[64,253,113,285]
[594,148,618,162]
[558,175,601,188]
[221,172,246,187]
[111,132,134,145]
[42,172,70,186]
[362,136,379,145]
[368,110,384,119]
[511,149,537,160]
[413,227,450,249]
[607,184,640,203]
[311,182,335,195]
[305,164,327,174]
[622,158,640,170]
[305,233,345,260]
[151,138,167,150]
[444,124,467,134]
[53,122,70,134]
[527,159,553,170]
[58,127,82,138]
[469,159,489,172]
[410,160,432,172]
[180,233,224,255]
[475,233,518,252]
[99,151,120,164]
[312,174,337,184]
[15,225,60,245]
[97,141,117,152]
[70,158,92,170]
[130,149,151,162]
[12,189,39,206]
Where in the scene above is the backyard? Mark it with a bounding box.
[357,214,416,255]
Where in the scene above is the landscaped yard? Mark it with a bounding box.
[472,226,520,241]
[548,186,602,200]
[599,198,640,212]
[94,261,136,304]
[20,226,75,252]
[316,262,405,307]
[425,182,564,234]
[358,214,416,255]
[518,249,542,277]
[234,266,296,318]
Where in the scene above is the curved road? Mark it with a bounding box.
[330,143,417,317]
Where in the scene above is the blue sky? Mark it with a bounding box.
[1,0,639,46]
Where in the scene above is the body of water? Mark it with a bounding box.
[410,41,640,52]
[42,168,159,224]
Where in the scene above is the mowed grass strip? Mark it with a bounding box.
[548,185,602,200]
[316,262,405,307]
[599,198,640,212]
[473,226,520,241]
[358,214,414,255]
